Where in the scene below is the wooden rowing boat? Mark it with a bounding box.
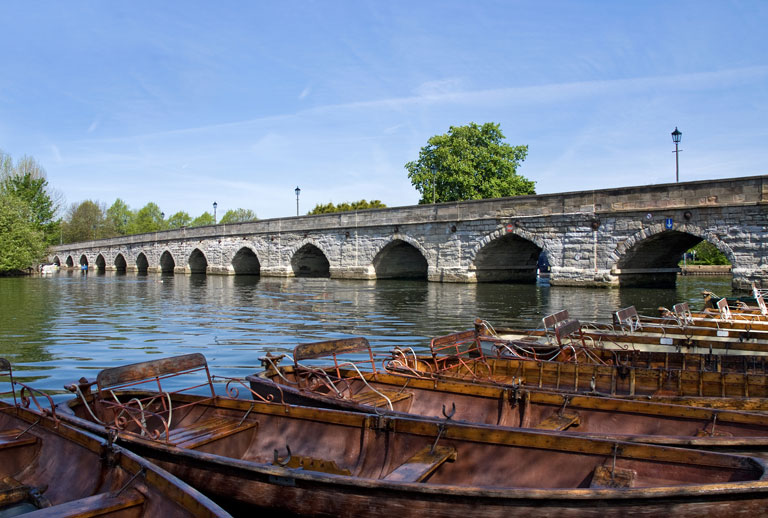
[656,301,768,333]
[382,322,768,407]
[495,307,768,355]
[0,359,229,517]
[56,353,768,518]
[246,337,768,451]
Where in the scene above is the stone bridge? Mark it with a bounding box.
[48,176,768,289]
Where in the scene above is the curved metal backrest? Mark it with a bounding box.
[757,295,767,316]
[96,353,212,396]
[293,337,376,377]
[673,302,693,324]
[613,306,642,332]
[717,297,732,321]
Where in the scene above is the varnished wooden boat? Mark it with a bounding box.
[382,322,768,408]
[495,306,768,355]
[656,301,768,333]
[247,337,768,451]
[56,353,768,518]
[0,359,229,517]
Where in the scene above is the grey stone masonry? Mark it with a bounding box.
[49,175,768,289]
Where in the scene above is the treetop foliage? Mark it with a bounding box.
[308,199,386,215]
[405,122,535,204]
[219,208,257,224]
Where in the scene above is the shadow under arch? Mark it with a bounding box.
[611,224,734,288]
[471,230,543,283]
[95,254,106,272]
[232,247,261,275]
[291,243,330,278]
[136,252,149,274]
[372,239,428,280]
[79,255,89,266]
[66,256,74,268]
[160,251,176,274]
[188,248,208,275]
[114,253,127,273]
[52,256,61,266]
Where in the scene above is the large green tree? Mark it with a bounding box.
[0,193,46,273]
[405,122,534,204]
[219,208,257,224]
[0,153,60,244]
[166,211,192,229]
[105,198,133,236]
[128,202,164,234]
[62,200,107,243]
[308,200,387,215]
[190,212,215,227]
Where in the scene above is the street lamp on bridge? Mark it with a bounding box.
[213,201,217,224]
[671,127,682,183]
[295,186,301,216]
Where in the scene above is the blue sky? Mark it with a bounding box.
[1,1,766,220]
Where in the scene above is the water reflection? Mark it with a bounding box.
[0,272,734,401]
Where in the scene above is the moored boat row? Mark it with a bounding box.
[8,291,768,516]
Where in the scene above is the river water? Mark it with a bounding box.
[0,272,734,402]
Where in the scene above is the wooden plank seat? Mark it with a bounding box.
[349,389,412,408]
[22,489,145,518]
[0,475,49,511]
[383,445,457,483]
[589,465,636,489]
[167,416,257,449]
[535,411,581,431]
[0,429,37,451]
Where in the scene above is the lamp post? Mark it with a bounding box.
[213,201,217,224]
[671,127,682,183]
[295,186,301,216]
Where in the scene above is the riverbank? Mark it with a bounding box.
[679,265,732,276]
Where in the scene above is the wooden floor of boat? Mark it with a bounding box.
[167,415,258,449]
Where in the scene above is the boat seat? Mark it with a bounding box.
[168,416,258,449]
[589,465,636,489]
[0,429,38,451]
[22,489,145,518]
[350,389,412,408]
[383,445,457,483]
[535,411,580,431]
[0,476,49,510]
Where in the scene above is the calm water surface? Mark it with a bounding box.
[0,272,734,402]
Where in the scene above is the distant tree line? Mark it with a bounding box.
[60,199,258,244]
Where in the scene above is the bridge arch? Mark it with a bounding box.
[79,255,89,266]
[95,254,106,272]
[114,253,127,273]
[66,256,74,268]
[610,223,736,287]
[470,228,546,283]
[232,247,261,275]
[188,248,208,275]
[372,238,429,280]
[52,256,61,266]
[160,251,176,274]
[290,241,330,278]
[136,253,149,274]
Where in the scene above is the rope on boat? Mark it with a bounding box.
[73,384,107,425]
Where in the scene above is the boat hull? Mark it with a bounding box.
[57,390,768,518]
